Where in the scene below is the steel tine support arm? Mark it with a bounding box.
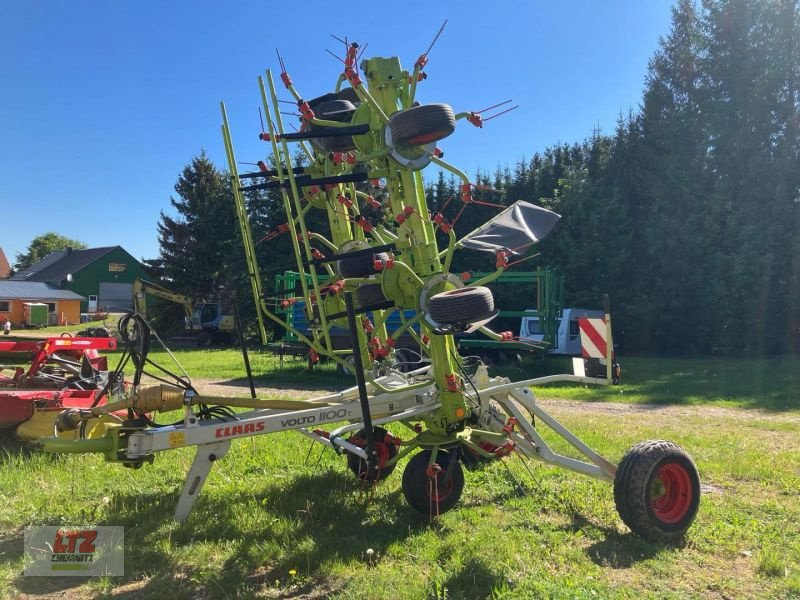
[220,104,268,344]
[266,70,335,353]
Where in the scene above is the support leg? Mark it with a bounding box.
[174,440,231,522]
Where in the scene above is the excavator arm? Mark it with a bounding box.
[132,278,195,323]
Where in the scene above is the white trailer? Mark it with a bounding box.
[519,308,604,355]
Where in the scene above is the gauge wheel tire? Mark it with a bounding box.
[311,99,357,152]
[346,427,398,482]
[614,440,701,542]
[337,251,390,278]
[355,284,388,309]
[402,449,464,515]
[389,103,456,146]
[428,286,494,325]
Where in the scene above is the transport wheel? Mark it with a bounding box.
[389,104,456,146]
[311,99,356,152]
[355,284,388,309]
[614,440,701,542]
[402,450,464,515]
[428,286,494,325]
[337,251,390,278]
[346,427,398,482]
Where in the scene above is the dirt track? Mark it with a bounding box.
[187,377,800,424]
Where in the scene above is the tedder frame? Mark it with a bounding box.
[40,27,701,542]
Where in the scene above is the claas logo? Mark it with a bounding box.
[51,529,97,563]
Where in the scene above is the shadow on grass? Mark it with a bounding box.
[442,557,509,600]
[585,533,663,568]
[559,508,663,569]
[5,465,679,598]
[499,354,800,412]
[9,469,425,598]
[0,432,44,465]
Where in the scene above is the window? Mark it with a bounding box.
[0,301,9,312]
[526,319,543,336]
[569,320,580,339]
[46,303,57,313]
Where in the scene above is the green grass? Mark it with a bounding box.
[118,348,800,411]
[493,354,800,411]
[0,351,799,598]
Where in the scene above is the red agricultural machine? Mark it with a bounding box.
[0,336,120,439]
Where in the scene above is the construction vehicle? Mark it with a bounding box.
[132,278,236,346]
[40,29,700,543]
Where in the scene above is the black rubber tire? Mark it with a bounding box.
[355,284,388,309]
[346,427,398,482]
[390,103,456,146]
[402,449,464,515]
[428,286,494,325]
[614,440,701,542]
[337,251,390,278]
[196,331,212,348]
[393,347,424,374]
[336,87,360,104]
[225,329,240,347]
[311,99,356,152]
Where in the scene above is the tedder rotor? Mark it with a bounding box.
[39,29,700,542]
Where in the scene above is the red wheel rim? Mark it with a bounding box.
[427,468,454,501]
[373,442,390,467]
[650,462,693,523]
[408,131,446,145]
[353,441,391,478]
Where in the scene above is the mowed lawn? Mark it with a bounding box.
[0,348,798,599]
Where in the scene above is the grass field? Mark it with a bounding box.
[0,346,798,599]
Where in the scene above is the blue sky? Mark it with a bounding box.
[0,1,674,266]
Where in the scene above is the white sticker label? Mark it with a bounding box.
[24,526,124,576]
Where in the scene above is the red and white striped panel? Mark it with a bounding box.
[578,317,608,359]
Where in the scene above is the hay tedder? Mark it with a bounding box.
[39,29,700,542]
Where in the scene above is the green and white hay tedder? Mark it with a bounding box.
[40,29,700,542]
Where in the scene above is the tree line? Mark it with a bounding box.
[148,0,799,355]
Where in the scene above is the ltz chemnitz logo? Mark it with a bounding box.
[24,526,124,576]
[51,529,97,568]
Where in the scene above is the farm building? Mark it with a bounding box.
[0,281,85,326]
[0,248,10,279]
[9,246,149,313]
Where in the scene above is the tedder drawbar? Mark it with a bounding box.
[40,28,700,542]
